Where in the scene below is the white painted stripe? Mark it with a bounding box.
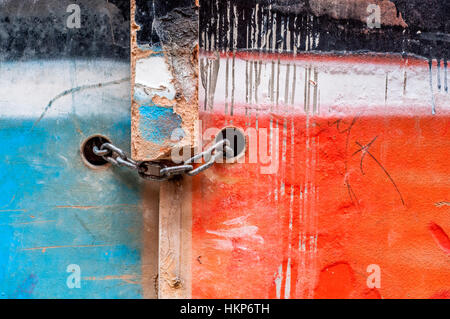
[200,56,450,116]
[0,59,130,118]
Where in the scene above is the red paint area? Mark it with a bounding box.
[429,222,450,256]
[430,291,450,299]
[314,262,355,299]
[200,50,437,68]
[192,111,450,299]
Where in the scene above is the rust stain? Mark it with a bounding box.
[151,95,177,108]
[22,244,115,253]
[54,204,139,210]
[0,209,28,213]
[83,275,140,285]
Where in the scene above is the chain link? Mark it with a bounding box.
[93,143,139,170]
[93,139,234,181]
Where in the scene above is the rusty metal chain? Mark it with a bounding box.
[93,139,234,181]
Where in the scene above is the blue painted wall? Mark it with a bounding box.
[139,105,183,145]
[0,60,145,298]
[0,117,144,299]
[0,0,149,299]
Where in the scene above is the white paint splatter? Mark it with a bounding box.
[207,226,264,245]
[275,264,283,299]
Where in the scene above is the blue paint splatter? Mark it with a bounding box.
[139,105,184,144]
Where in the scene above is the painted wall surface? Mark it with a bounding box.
[193,0,450,299]
[5,0,446,300]
[0,1,149,299]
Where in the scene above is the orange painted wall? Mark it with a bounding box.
[192,55,450,299]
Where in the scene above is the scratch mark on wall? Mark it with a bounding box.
[54,204,139,210]
[32,77,130,129]
[435,202,450,208]
[75,213,97,242]
[207,226,264,244]
[10,220,56,226]
[22,244,115,253]
[83,274,140,285]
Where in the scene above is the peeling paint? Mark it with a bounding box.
[131,0,199,161]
